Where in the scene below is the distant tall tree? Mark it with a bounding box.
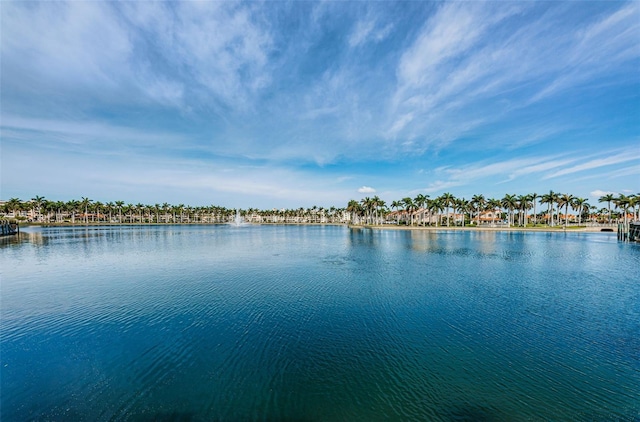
[105,202,114,223]
[439,192,455,227]
[540,191,557,226]
[471,194,485,226]
[486,198,501,225]
[572,197,589,225]
[557,193,575,228]
[403,197,417,226]
[501,194,518,227]
[54,200,65,223]
[6,198,22,219]
[115,201,125,224]
[414,194,428,225]
[615,194,631,226]
[516,194,532,227]
[346,200,362,225]
[67,200,80,224]
[41,200,54,223]
[154,204,161,223]
[426,198,442,226]
[79,197,92,224]
[631,194,639,222]
[530,193,539,225]
[31,195,45,222]
[162,202,170,224]
[374,196,386,225]
[136,203,145,223]
[390,200,402,224]
[598,193,615,224]
[93,201,103,223]
[457,198,470,227]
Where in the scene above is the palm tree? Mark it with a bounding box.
[486,198,501,225]
[54,200,65,223]
[135,203,145,223]
[93,201,103,223]
[427,198,443,226]
[414,194,428,225]
[439,192,455,227]
[5,198,22,219]
[31,195,45,222]
[41,200,54,223]
[390,200,402,224]
[557,193,575,228]
[114,201,125,223]
[598,193,615,224]
[457,198,470,226]
[79,197,92,224]
[530,193,539,226]
[376,197,386,225]
[571,197,589,225]
[516,194,532,227]
[471,194,485,226]
[403,197,416,226]
[67,200,80,224]
[360,198,371,225]
[631,194,639,222]
[153,204,160,223]
[161,202,170,223]
[501,194,518,227]
[615,194,631,226]
[540,191,558,227]
[104,202,114,223]
[346,200,362,225]
[369,196,384,225]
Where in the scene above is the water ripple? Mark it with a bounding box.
[1,226,638,421]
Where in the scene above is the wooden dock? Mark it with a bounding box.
[1,220,19,236]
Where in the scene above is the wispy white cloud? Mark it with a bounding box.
[1,114,188,161]
[348,15,392,47]
[528,3,640,103]
[386,2,639,155]
[590,190,618,198]
[543,149,640,179]
[2,2,638,207]
[358,186,376,194]
[1,140,355,208]
[2,1,274,113]
[441,156,567,184]
[420,180,464,195]
[2,2,133,96]
[413,146,640,199]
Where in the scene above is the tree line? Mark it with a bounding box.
[1,191,638,227]
[0,197,348,225]
[346,191,638,227]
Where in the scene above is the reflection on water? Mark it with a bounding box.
[1,225,638,421]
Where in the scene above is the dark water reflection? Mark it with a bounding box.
[1,225,638,421]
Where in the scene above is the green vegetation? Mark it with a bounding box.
[345,191,638,228]
[1,191,638,227]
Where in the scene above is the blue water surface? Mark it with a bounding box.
[1,225,639,421]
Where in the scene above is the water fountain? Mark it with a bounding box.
[230,210,248,227]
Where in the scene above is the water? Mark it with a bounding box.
[1,225,638,421]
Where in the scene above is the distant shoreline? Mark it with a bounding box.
[17,221,618,234]
[348,224,617,233]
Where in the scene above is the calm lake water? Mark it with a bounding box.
[1,225,638,421]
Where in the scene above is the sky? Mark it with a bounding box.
[1,1,639,209]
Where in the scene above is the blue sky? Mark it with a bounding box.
[2,1,639,209]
